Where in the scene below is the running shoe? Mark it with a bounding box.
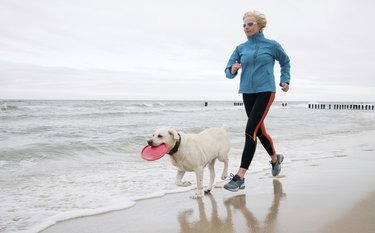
[224,174,245,192]
[271,154,284,176]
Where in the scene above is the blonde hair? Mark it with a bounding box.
[243,11,267,31]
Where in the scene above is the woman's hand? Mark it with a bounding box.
[281,83,289,92]
[231,61,241,74]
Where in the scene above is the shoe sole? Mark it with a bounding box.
[224,185,245,192]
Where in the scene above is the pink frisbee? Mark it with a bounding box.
[141,143,169,161]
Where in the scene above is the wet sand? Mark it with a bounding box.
[41,132,375,233]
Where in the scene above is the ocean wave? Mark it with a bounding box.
[0,100,242,117]
[0,102,18,111]
[24,200,137,233]
[27,186,193,233]
[8,106,242,119]
[128,102,167,108]
[0,160,7,167]
[0,143,105,162]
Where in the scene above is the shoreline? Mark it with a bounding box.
[41,130,375,233]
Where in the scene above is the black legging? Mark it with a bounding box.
[240,92,276,169]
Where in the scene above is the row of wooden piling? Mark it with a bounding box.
[204,102,374,110]
[308,103,374,110]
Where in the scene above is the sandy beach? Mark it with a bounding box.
[40,129,375,233]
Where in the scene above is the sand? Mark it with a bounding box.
[41,131,375,233]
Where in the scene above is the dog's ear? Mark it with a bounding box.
[168,129,179,140]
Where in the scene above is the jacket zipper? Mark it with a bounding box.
[251,37,259,89]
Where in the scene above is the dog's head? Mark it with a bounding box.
[147,128,179,150]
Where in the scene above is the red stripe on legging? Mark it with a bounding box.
[253,92,275,139]
[260,123,276,155]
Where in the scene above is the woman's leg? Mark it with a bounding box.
[238,92,275,177]
[257,123,277,162]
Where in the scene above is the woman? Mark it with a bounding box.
[224,11,290,192]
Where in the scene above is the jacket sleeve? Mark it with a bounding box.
[224,47,240,79]
[273,41,291,86]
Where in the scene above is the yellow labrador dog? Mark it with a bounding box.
[147,127,230,198]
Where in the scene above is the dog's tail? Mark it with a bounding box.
[221,124,230,131]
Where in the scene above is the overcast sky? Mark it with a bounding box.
[1,0,374,101]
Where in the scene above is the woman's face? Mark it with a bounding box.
[243,16,260,37]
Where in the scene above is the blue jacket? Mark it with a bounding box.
[225,32,290,93]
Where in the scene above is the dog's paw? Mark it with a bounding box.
[204,188,211,194]
[177,181,192,187]
[221,174,228,180]
[190,193,203,199]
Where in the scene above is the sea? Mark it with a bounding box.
[0,99,374,233]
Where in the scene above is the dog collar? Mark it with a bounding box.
[168,133,181,155]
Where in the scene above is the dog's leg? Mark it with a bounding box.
[175,170,191,187]
[222,157,229,180]
[204,160,216,194]
[192,168,204,199]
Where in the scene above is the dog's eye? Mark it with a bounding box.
[157,134,163,138]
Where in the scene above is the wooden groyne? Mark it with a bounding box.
[308,103,374,110]
[231,102,374,110]
[204,102,374,110]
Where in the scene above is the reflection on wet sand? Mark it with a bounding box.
[178,179,285,233]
